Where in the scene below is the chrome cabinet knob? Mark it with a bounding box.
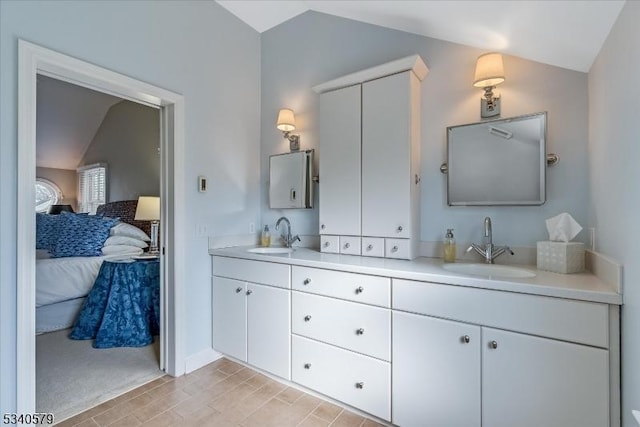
[235,287,242,293]
[246,290,253,295]
[355,382,364,389]
[304,315,312,322]
[462,335,470,344]
[355,286,364,294]
[490,340,498,349]
[397,226,403,232]
[304,363,311,369]
[366,244,373,251]
[303,278,311,285]
[391,246,399,253]
[344,242,350,249]
[321,224,326,230]
[323,241,330,248]
[356,328,365,335]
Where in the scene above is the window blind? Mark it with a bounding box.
[77,163,107,214]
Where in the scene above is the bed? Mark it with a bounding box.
[35,200,152,334]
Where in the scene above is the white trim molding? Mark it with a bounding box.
[17,40,186,412]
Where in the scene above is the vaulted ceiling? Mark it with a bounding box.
[36,75,121,170]
[217,0,625,72]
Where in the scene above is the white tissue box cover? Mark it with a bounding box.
[537,241,585,274]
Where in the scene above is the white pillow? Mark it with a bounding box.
[110,222,150,241]
[101,245,144,255]
[103,235,149,248]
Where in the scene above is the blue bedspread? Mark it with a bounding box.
[70,259,159,348]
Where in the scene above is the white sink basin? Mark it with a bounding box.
[442,263,536,279]
[247,247,294,255]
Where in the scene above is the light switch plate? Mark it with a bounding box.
[198,176,207,192]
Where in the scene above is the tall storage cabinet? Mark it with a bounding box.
[315,55,427,259]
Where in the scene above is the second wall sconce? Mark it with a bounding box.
[276,108,300,151]
[473,52,505,118]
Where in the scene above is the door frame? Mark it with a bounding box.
[17,40,186,412]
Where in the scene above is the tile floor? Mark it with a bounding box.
[56,358,384,427]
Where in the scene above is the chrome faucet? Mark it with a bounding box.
[275,216,300,248]
[466,217,514,264]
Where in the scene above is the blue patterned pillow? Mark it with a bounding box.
[36,213,61,250]
[50,214,119,258]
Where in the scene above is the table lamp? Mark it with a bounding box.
[134,196,160,255]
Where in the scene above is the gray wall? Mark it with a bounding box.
[81,100,160,201]
[260,11,589,248]
[0,1,260,411]
[35,167,77,210]
[589,2,640,426]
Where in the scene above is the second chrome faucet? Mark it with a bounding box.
[276,216,301,248]
[466,217,514,264]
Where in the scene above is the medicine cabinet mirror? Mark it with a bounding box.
[445,112,548,206]
[269,150,314,209]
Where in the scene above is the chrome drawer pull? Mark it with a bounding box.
[344,242,350,249]
[391,246,399,253]
[397,226,403,232]
[304,363,311,369]
[304,315,312,322]
[355,382,364,389]
[303,278,311,285]
[462,335,470,344]
[246,289,253,295]
[355,286,364,294]
[323,241,330,248]
[356,328,365,335]
[235,287,242,293]
[490,340,498,349]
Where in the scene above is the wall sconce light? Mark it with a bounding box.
[473,52,505,118]
[276,108,300,151]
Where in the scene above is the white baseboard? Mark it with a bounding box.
[184,348,222,374]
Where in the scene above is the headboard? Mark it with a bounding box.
[96,200,152,238]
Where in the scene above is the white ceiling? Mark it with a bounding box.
[217,0,625,72]
[36,75,121,170]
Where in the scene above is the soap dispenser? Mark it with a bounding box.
[443,228,456,263]
[261,225,271,247]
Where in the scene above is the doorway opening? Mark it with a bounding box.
[17,40,186,416]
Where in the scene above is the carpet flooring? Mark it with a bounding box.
[36,328,163,423]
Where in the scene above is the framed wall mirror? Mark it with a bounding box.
[269,149,314,209]
[445,112,548,206]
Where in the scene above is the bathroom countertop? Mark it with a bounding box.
[209,246,622,305]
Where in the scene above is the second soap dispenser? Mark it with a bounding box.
[443,228,456,263]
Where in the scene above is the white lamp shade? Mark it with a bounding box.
[473,52,505,88]
[134,196,160,221]
[276,108,296,132]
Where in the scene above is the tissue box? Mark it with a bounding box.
[536,241,585,274]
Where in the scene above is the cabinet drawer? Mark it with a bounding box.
[339,236,361,255]
[320,235,339,253]
[393,279,609,348]
[292,291,391,361]
[361,237,384,257]
[292,266,390,307]
[212,256,290,289]
[292,335,391,421]
[385,238,409,259]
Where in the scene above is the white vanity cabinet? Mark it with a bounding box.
[211,256,291,379]
[392,311,481,427]
[316,56,427,259]
[392,279,611,427]
[290,266,392,421]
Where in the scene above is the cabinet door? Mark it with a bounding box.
[318,85,361,236]
[362,72,412,238]
[247,283,291,379]
[392,312,481,427]
[482,327,609,427]
[212,276,246,361]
